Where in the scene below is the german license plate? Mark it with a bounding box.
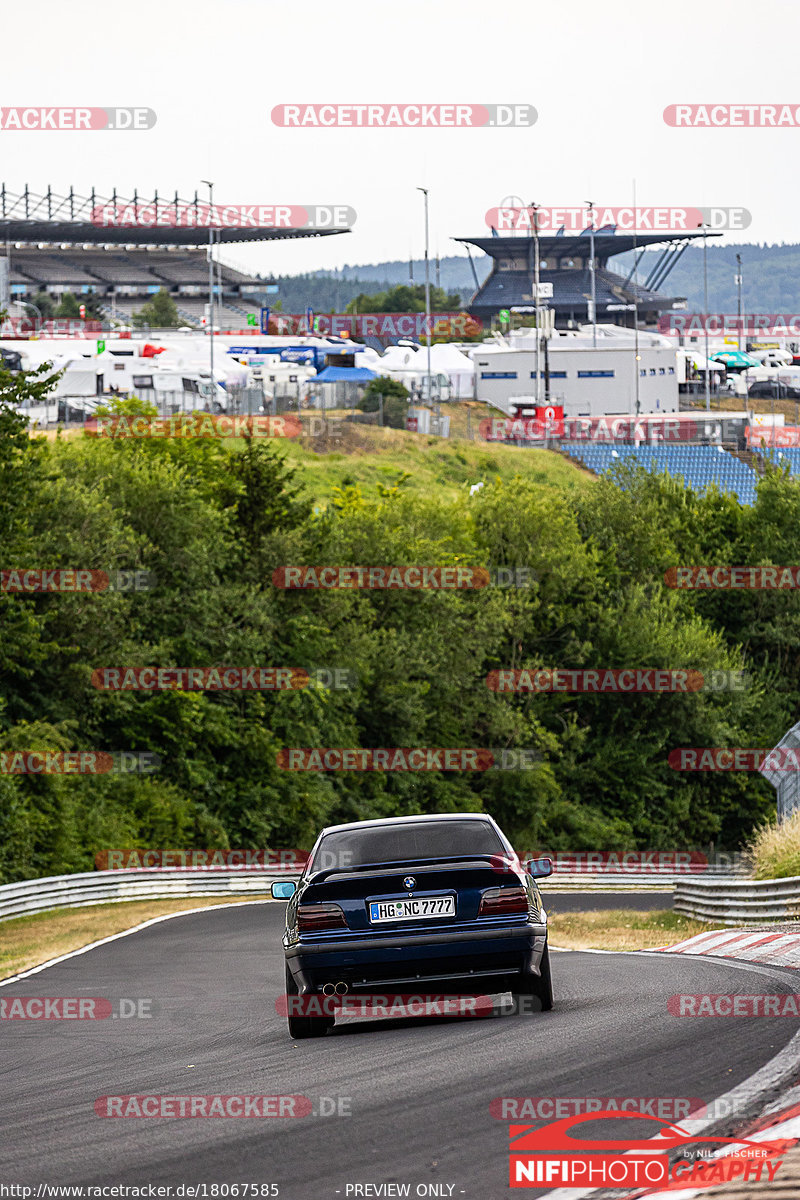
[369,896,455,923]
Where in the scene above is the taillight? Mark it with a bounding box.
[298,903,347,932]
[478,886,530,917]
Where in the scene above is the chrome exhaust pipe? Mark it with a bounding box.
[321,982,336,996]
[334,981,349,995]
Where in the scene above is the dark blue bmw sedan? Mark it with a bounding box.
[271,812,553,1039]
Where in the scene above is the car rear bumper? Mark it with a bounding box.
[285,921,547,994]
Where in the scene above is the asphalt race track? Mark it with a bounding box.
[1,902,797,1199]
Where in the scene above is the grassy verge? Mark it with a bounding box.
[0,895,273,981]
[547,908,717,951]
[282,416,593,503]
[748,810,800,879]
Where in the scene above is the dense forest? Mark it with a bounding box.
[3,377,800,881]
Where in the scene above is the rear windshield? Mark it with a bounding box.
[308,819,505,873]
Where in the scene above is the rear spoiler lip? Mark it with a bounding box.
[305,852,522,885]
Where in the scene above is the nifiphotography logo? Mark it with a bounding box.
[507,1109,793,1188]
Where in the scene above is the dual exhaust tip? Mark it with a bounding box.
[321,981,349,996]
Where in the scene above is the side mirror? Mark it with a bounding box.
[525,856,553,879]
[271,880,297,899]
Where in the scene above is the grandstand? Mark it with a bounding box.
[455,230,717,328]
[0,185,350,329]
[561,443,759,505]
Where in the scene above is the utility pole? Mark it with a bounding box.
[735,253,743,353]
[702,223,710,411]
[529,201,541,405]
[417,187,434,411]
[586,200,597,347]
[201,180,215,394]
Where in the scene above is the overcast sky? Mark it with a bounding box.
[4,0,799,279]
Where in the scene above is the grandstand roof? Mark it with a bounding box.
[0,186,351,246]
[455,230,716,265]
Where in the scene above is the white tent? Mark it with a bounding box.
[428,343,475,392]
[378,345,425,372]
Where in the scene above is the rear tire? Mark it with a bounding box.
[285,964,334,1039]
[512,943,554,1014]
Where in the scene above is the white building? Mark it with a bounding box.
[472,324,678,416]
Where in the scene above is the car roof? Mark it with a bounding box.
[317,813,501,837]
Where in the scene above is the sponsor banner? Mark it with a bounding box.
[276,748,538,771]
[91,204,354,229]
[669,748,800,771]
[95,1095,311,1118]
[487,668,703,693]
[660,313,800,336]
[664,103,800,127]
[480,415,699,443]
[85,415,302,440]
[747,426,800,448]
[269,313,481,338]
[1,569,155,593]
[95,849,310,871]
[486,206,751,233]
[91,667,309,691]
[0,997,153,1019]
[273,565,490,590]
[0,107,156,131]
[669,994,800,1016]
[0,750,159,775]
[276,994,493,1019]
[492,1097,704,1120]
[666,565,800,589]
[271,103,536,128]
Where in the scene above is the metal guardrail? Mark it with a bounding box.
[544,869,748,892]
[0,865,754,921]
[674,875,800,924]
[0,868,302,922]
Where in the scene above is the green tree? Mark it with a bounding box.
[54,293,81,319]
[346,284,462,314]
[25,291,55,324]
[132,288,181,329]
[358,377,410,429]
